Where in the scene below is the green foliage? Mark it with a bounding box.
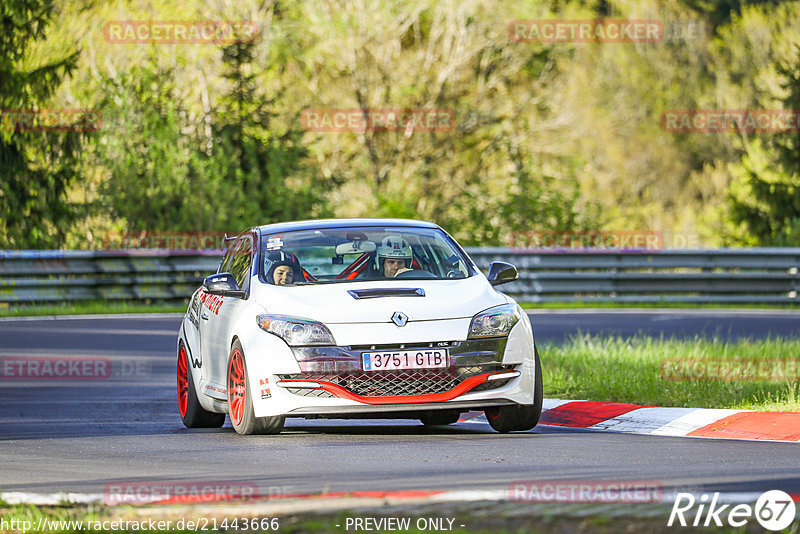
[92,41,326,235]
[203,41,325,230]
[289,0,598,245]
[681,0,784,30]
[4,0,800,248]
[727,48,800,246]
[0,0,84,248]
[728,138,800,245]
[94,60,199,232]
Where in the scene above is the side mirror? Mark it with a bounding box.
[202,272,246,299]
[487,261,518,286]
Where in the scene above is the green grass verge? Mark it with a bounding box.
[0,503,104,532]
[542,334,800,411]
[0,301,186,318]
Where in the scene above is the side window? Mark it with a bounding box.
[228,237,253,290]
[218,238,238,274]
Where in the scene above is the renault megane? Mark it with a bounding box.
[176,219,542,435]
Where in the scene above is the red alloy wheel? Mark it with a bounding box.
[227,348,246,426]
[177,346,189,418]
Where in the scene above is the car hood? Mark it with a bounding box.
[253,275,509,324]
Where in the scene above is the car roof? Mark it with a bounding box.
[254,218,440,236]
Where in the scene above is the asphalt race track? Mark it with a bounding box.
[1,311,799,500]
[531,309,800,342]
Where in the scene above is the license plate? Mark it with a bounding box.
[362,349,449,371]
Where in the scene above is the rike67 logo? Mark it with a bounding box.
[669,490,796,531]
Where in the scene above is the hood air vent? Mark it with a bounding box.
[347,288,426,299]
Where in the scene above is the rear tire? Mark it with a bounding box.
[177,342,225,428]
[485,346,543,433]
[227,340,285,435]
[419,410,461,426]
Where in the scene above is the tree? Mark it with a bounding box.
[293,0,595,245]
[203,40,325,230]
[728,49,800,246]
[94,60,202,233]
[0,0,85,248]
[94,33,326,237]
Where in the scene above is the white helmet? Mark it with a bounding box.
[375,235,412,270]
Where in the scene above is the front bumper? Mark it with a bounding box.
[245,317,536,418]
[278,338,515,402]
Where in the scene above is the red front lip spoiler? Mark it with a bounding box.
[278,372,505,405]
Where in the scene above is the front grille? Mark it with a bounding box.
[470,378,511,392]
[286,388,336,398]
[279,364,514,398]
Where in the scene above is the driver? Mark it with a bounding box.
[375,235,414,278]
[265,251,303,285]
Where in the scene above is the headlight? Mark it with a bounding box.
[256,314,336,346]
[468,303,520,339]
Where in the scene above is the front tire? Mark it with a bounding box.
[485,346,543,433]
[227,340,285,435]
[177,342,225,428]
[419,410,461,426]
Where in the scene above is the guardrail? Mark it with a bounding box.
[0,250,220,304]
[0,248,798,305]
[470,248,800,303]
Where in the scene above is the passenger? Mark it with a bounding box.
[265,251,303,285]
[374,236,414,278]
[273,265,294,285]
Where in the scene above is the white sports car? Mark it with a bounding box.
[177,219,542,435]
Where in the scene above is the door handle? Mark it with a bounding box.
[201,313,210,320]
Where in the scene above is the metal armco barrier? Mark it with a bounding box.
[0,250,221,304]
[471,247,800,303]
[0,248,798,305]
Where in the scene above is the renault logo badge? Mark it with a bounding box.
[391,311,408,327]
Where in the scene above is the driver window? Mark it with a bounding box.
[228,238,253,290]
[218,238,238,274]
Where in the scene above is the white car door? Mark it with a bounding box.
[199,234,255,392]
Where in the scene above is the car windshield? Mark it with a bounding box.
[259,226,475,285]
